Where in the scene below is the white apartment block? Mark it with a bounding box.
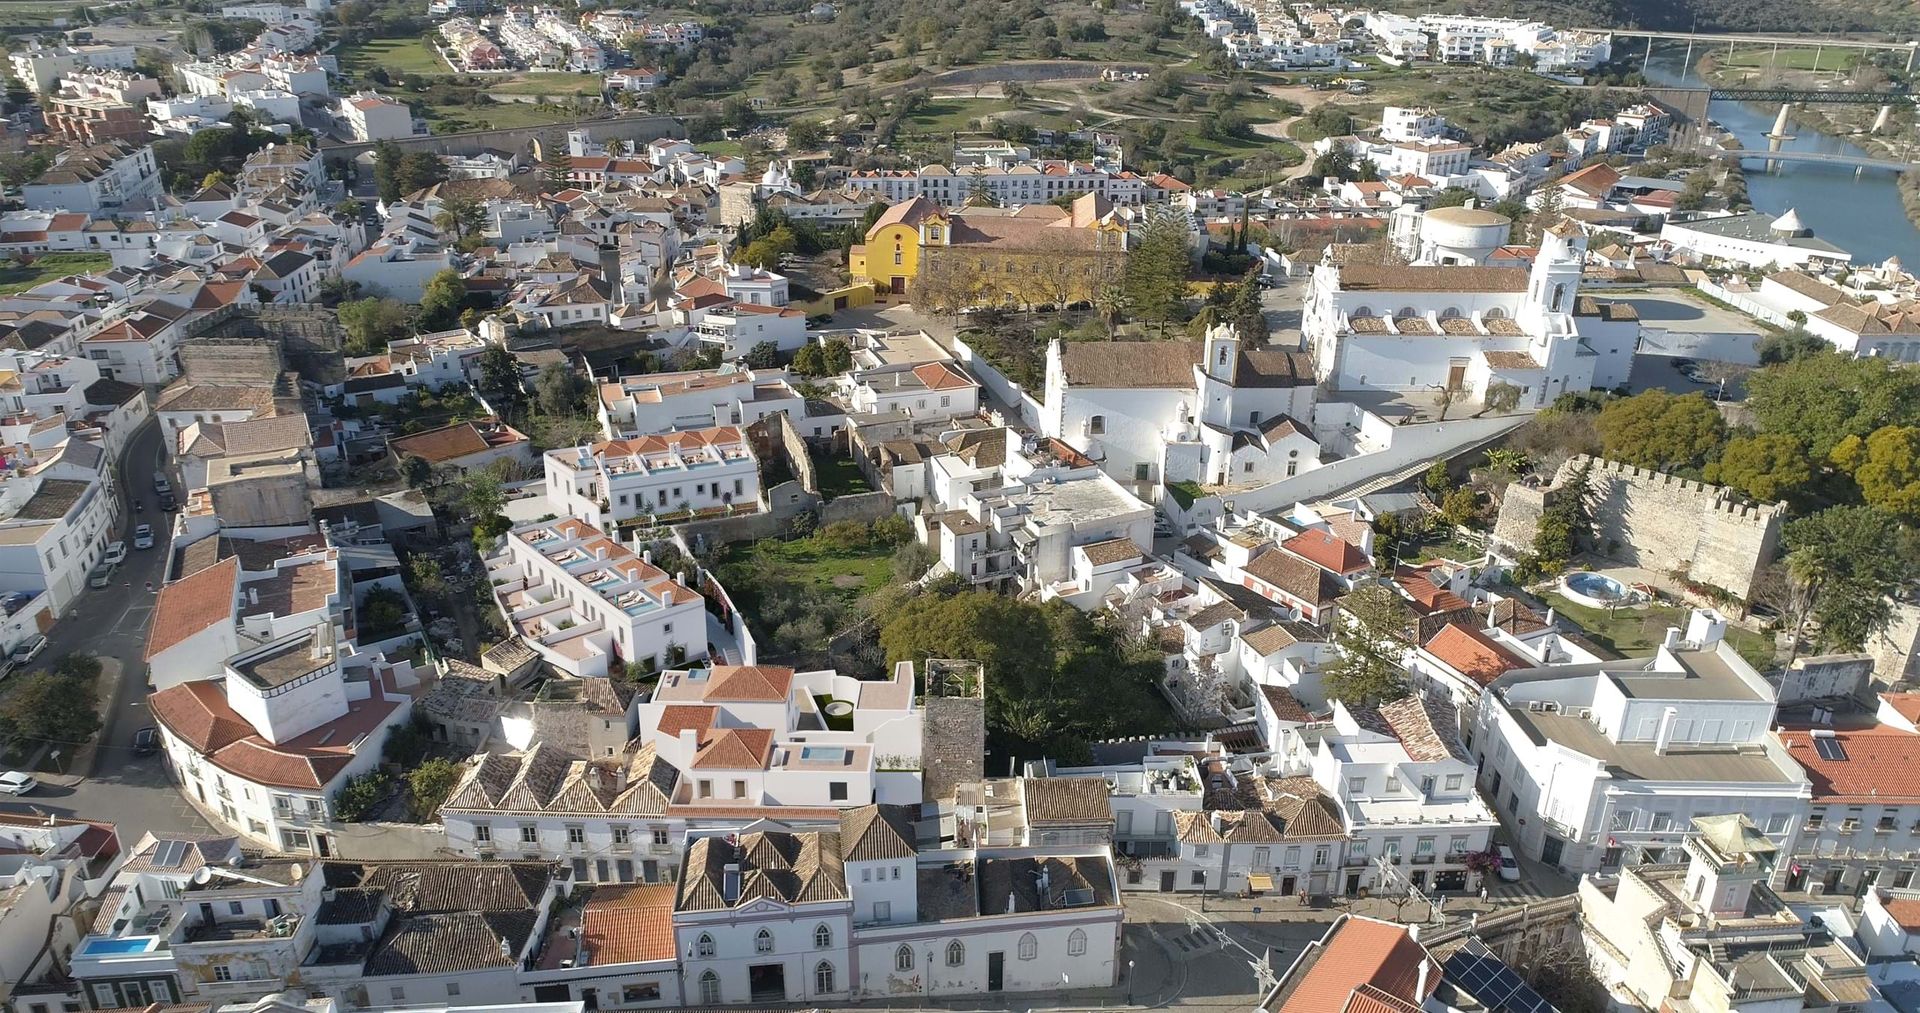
[1473,609,1811,877]
[9,42,137,93]
[22,141,162,218]
[0,452,119,618]
[149,622,424,854]
[339,91,412,141]
[844,160,1163,208]
[843,361,982,420]
[485,518,710,677]
[1380,106,1448,143]
[1298,696,1498,896]
[1776,691,1920,897]
[595,366,804,439]
[543,427,759,528]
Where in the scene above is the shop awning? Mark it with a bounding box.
[1248,874,1274,892]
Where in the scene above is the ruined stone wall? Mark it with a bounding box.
[921,694,985,805]
[1492,455,1783,598]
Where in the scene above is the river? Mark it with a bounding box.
[1640,42,1919,265]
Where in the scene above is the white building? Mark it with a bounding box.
[1298,695,1498,896]
[1774,690,1920,897]
[1041,326,1316,492]
[148,623,422,854]
[1380,106,1448,143]
[484,518,709,677]
[596,366,804,439]
[1307,219,1639,402]
[1661,208,1853,271]
[338,91,412,141]
[543,427,759,528]
[22,140,162,218]
[843,361,981,421]
[1474,609,1811,876]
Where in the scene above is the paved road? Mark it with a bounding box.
[0,418,210,838]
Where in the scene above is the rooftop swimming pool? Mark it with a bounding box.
[1560,571,1633,610]
[81,937,158,956]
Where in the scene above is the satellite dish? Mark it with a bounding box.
[192,866,213,885]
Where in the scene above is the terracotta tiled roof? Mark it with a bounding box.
[1780,726,1920,803]
[1423,623,1530,688]
[143,557,238,660]
[656,704,716,736]
[690,728,773,769]
[1060,341,1202,389]
[1023,777,1113,825]
[1283,529,1368,574]
[911,361,976,391]
[1273,916,1440,1013]
[1242,549,1341,607]
[704,664,794,702]
[580,884,678,964]
[1336,265,1528,293]
[1883,897,1920,933]
[840,803,917,861]
[677,830,847,912]
[1374,695,1470,763]
[1260,685,1312,723]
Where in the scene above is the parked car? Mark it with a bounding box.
[10,635,46,666]
[153,472,171,495]
[102,540,127,567]
[158,494,178,512]
[133,524,154,550]
[0,592,29,616]
[88,563,114,589]
[1496,845,1521,882]
[132,726,159,757]
[0,771,37,795]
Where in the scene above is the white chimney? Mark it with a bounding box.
[722,862,741,903]
[1654,707,1678,755]
[678,728,698,757]
[595,545,609,560]
[1415,957,1430,999]
[1661,626,1682,650]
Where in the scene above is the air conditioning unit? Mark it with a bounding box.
[1527,701,1545,712]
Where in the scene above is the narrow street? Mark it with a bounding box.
[0,418,210,837]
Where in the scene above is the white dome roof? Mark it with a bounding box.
[1423,205,1512,228]
[1771,208,1805,233]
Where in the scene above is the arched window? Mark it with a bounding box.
[1068,929,1088,956]
[1396,306,1417,319]
[699,971,721,1005]
[1439,306,1461,320]
[1485,307,1506,320]
[814,923,832,949]
[695,933,715,958]
[1017,932,1038,961]
[755,928,774,954]
[1089,414,1106,435]
[895,944,914,971]
[1352,305,1374,318]
[946,940,965,966]
[815,961,836,994]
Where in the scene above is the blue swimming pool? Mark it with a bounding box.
[1561,571,1631,609]
[81,937,156,956]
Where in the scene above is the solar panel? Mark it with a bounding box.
[1814,737,1848,761]
[1442,939,1559,1013]
[152,840,187,868]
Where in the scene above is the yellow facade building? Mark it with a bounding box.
[849,193,1130,309]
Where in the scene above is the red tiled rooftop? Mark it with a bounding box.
[1283,529,1369,575]
[1780,726,1920,803]
[1275,916,1439,1013]
[144,557,238,661]
[579,884,678,964]
[1422,623,1530,688]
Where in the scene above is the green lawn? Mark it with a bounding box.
[714,534,896,621]
[0,254,110,294]
[1716,48,1856,72]
[1544,592,1778,671]
[424,100,585,132]
[900,98,1015,135]
[488,73,605,96]
[811,451,873,500]
[338,36,451,78]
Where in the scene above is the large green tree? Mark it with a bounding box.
[1784,505,1917,652]
[1325,583,1411,708]
[476,346,526,416]
[1747,352,1920,460]
[1705,433,1812,503]
[879,590,1165,759]
[1833,425,1920,520]
[0,668,101,753]
[417,269,466,331]
[1121,204,1192,333]
[1529,460,1593,575]
[338,297,412,356]
[1594,389,1726,471]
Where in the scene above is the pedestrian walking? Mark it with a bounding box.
[1479,884,1490,904]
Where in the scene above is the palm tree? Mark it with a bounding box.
[604,138,626,158]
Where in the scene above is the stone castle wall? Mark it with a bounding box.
[1493,455,1783,598]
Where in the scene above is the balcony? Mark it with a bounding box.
[1411,855,1437,865]
[180,914,302,944]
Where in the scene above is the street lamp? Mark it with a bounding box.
[1126,959,1136,1004]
